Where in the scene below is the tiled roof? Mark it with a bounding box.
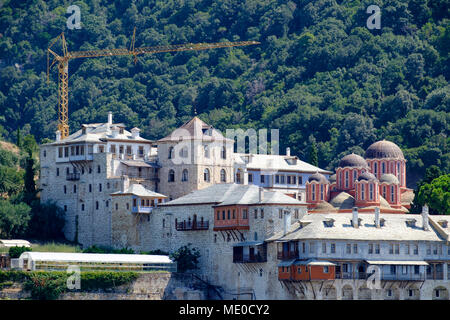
[161,184,303,206]
[268,213,445,242]
[234,153,332,174]
[112,184,167,198]
[158,117,231,143]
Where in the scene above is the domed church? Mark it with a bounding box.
[305,140,414,214]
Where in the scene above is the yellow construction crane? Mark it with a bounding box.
[47,28,259,139]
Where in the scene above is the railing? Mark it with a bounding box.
[66,173,80,181]
[427,272,444,280]
[176,220,209,231]
[277,251,298,260]
[132,206,153,214]
[233,255,267,263]
[382,273,426,281]
[335,273,353,279]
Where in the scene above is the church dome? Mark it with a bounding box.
[338,153,368,168]
[379,174,399,184]
[365,140,404,160]
[308,172,328,184]
[357,172,377,182]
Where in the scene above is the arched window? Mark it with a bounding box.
[369,183,373,200]
[397,162,400,179]
[221,146,226,159]
[220,169,226,182]
[180,146,188,158]
[168,147,174,159]
[320,184,324,200]
[382,162,385,174]
[204,168,210,182]
[391,186,395,202]
[312,184,316,201]
[345,171,349,188]
[361,184,365,200]
[168,169,175,182]
[204,145,210,158]
[374,162,378,175]
[353,170,357,183]
[182,169,188,182]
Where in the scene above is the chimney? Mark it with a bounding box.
[283,210,292,235]
[131,127,140,139]
[374,207,380,228]
[352,207,359,228]
[108,111,113,125]
[121,175,129,192]
[259,187,264,202]
[55,130,61,141]
[286,147,291,156]
[422,205,429,231]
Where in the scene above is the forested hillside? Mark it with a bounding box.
[0,0,449,187]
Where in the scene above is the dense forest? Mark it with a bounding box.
[0,0,449,188]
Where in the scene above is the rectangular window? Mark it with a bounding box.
[402,266,408,275]
[369,244,373,254]
[298,176,303,185]
[138,146,144,156]
[395,244,399,254]
[331,243,336,254]
[279,209,283,219]
[275,175,280,184]
[302,242,306,253]
[287,176,291,184]
[294,209,299,219]
[281,175,285,184]
[248,174,253,183]
[427,245,431,255]
[56,168,59,176]
[64,147,69,157]
[58,147,63,158]
[390,265,396,274]
[260,209,264,218]
[353,244,358,254]
[254,209,258,219]
[346,244,351,254]
[243,209,248,219]
[375,244,380,254]
[405,244,410,255]
[414,244,419,255]
[414,265,420,274]
[322,242,327,254]
[260,175,265,183]
[390,244,394,254]
[323,266,329,273]
[309,242,315,253]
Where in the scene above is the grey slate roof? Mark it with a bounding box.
[267,213,446,242]
[111,184,167,198]
[161,184,303,207]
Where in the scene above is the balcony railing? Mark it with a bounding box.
[277,251,298,260]
[66,173,80,181]
[233,254,267,263]
[176,220,209,231]
[132,206,153,214]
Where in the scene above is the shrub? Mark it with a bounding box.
[170,244,201,273]
[80,272,138,291]
[83,245,134,254]
[8,246,31,258]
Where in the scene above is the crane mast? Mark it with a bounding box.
[47,28,259,139]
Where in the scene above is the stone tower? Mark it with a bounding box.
[157,117,234,200]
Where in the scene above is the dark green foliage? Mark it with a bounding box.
[83,245,134,254]
[80,272,139,291]
[308,136,319,167]
[23,154,37,205]
[24,272,67,300]
[8,245,31,258]
[27,201,65,240]
[0,200,31,238]
[170,244,201,273]
[141,249,170,255]
[0,0,448,188]
[0,270,138,300]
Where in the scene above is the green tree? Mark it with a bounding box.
[308,136,319,167]
[23,154,37,205]
[170,244,201,273]
[416,174,450,215]
[0,200,31,238]
[28,201,65,240]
